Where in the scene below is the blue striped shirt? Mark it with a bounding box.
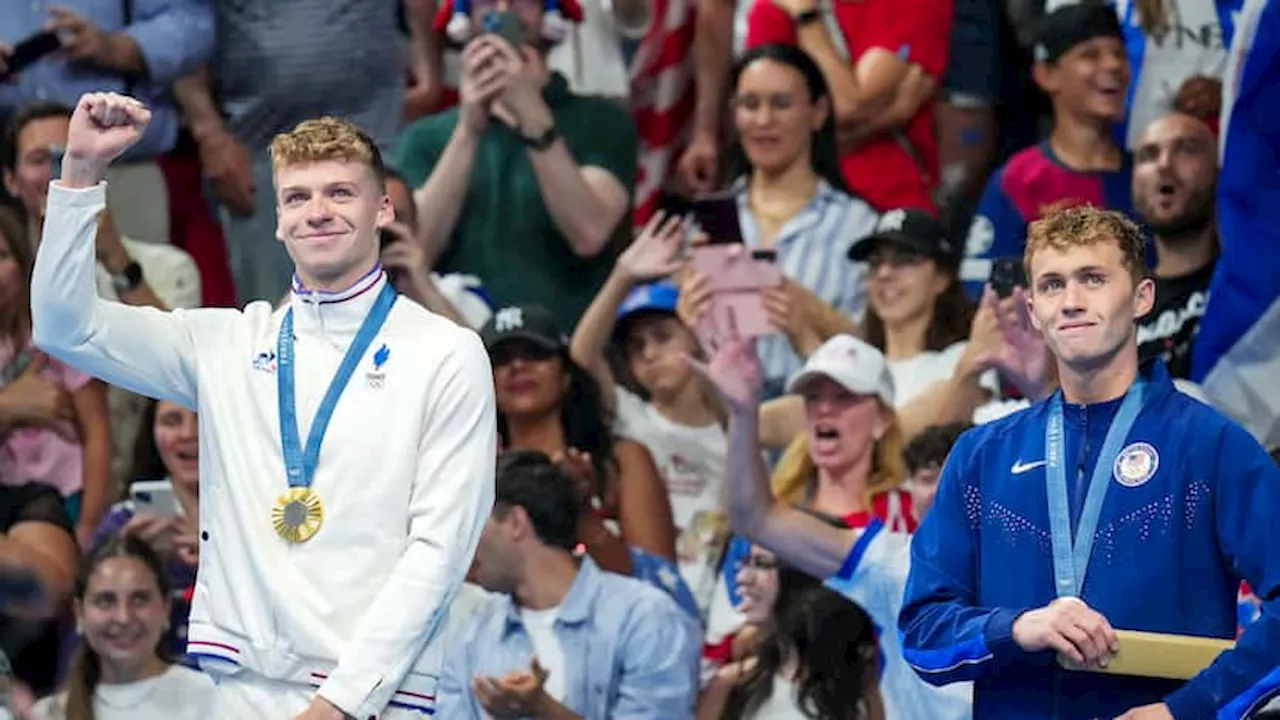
[734,178,880,396]
[0,0,213,160]
[437,558,701,719]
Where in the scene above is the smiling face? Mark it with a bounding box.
[3,114,70,224]
[153,400,198,495]
[274,159,391,290]
[1132,114,1218,240]
[735,544,780,625]
[733,57,828,177]
[1036,36,1131,124]
[864,242,951,329]
[75,556,169,678]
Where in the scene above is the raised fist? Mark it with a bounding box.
[63,92,152,185]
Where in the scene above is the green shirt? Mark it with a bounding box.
[393,74,638,328]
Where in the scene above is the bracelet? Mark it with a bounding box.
[793,8,821,25]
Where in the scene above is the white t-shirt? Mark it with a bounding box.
[32,665,216,720]
[888,341,999,409]
[520,606,566,702]
[613,385,728,610]
[748,676,809,719]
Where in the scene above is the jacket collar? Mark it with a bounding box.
[288,265,390,336]
[501,556,601,634]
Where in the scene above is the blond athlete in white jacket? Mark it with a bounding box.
[30,93,497,720]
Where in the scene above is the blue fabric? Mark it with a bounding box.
[1192,0,1280,383]
[899,361,1280,719]
[627,546,700,619]
[437,558,701,719]
[0,0,213,160]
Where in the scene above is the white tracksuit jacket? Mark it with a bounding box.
[31,183,497,718]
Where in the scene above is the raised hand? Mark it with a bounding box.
[967,286,1054,399]
[458,38,511,133]
[63,92,151,186]
[617,211,686,283]
[2,353,77,439]
[684,313,764,415]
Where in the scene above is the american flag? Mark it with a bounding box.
[627,0,699,226]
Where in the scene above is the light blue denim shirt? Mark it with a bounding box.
[0,0,214,160]
[437,558,701,719]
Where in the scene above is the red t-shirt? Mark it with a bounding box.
[745,0,951,212]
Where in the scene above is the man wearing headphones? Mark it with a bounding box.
[394,0,639,328]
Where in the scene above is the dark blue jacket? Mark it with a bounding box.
[900,362,1280,719]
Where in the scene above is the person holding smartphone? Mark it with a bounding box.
[395,0,638,328]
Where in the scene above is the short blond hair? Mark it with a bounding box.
[269,116,386,187]
[1024,204,1147,285]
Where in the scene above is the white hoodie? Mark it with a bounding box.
[31,182,497,718]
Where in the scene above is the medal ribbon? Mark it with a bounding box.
[278,281,397,490]
[1045,381,1145,598]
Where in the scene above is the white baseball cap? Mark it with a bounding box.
[786,334,896,407]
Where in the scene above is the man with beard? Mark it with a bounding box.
[1131,113,1219,379]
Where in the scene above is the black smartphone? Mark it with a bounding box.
[482,10,528,51]
[989,256,1028,298]
[689,192,744,245]
[1,31,61,81]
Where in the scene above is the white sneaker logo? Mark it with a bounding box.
[1011,460,1047,474]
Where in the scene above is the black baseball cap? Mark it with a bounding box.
[1033,3,1124,65]
[847,208,955,264]
[479,305,570,353]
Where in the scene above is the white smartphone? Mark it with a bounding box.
[129,479,179,516]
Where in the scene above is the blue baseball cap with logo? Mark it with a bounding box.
[613,282,681,342]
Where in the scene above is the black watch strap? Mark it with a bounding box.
[794,8,821,25]
[112,260,144,293]
[522,124,559,151]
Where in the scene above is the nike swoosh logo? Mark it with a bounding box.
[1011,460,1047,474]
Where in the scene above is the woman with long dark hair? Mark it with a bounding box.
[30,535,214,720]
[699,544,881,720]
[681,44,882,399]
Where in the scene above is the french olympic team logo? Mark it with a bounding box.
[1114,442,1159,488]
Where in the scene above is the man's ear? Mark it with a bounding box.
[1133,276,1156,318]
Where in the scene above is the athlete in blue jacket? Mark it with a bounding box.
[900,205,1280,720]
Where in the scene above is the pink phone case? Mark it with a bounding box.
[690,244,783,343]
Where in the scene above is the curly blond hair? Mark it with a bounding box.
[1024,204,1147,286]
[269,117,387,187]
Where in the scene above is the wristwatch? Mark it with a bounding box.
[793,8,822,25]
[521,123,559,151]
[111,260,144,293]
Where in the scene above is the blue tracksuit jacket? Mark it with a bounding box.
[899,361,1280,719]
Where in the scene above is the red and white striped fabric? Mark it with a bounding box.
[628,0,698,226]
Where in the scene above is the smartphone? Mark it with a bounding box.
[130,479,179,517]
[989,256,1028,298]
[482,10,528,51]
[690,244,782,343]
[689,193,744,245]
[0,31,61,82]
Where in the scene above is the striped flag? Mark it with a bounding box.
[1192,0,1280,449]
[628,0,698,226]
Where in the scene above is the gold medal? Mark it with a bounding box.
[272,487,325,543]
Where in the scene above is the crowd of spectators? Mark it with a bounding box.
[1,0,1278,717]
